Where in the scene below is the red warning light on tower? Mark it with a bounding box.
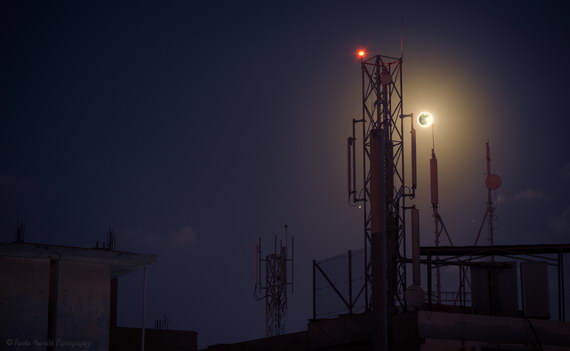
[357,49,366,58]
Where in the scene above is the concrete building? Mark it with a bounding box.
[0,241,155,350]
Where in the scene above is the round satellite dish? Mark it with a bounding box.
[417,111,433,128]
[405,285,425,311]
[486,174,502,190]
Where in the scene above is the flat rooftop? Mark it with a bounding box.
[0,242,156,278]
[420,243,570,257]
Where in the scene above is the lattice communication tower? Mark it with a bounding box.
[347,52,415,311]
[254,226,294,337]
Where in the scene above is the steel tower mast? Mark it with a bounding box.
[348,52,414,315]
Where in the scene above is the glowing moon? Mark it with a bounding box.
[417,111,433,128]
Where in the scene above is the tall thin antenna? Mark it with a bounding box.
[15,219,25,243]
[486,142,494,246]
[431,123,435,150]
[409,113,417,193]
[474,141,501,246]
[429,130,454,305]
[400,12,404,58]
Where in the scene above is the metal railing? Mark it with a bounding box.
[312,249,367,319]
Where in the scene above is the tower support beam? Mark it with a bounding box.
[371,128,388,351]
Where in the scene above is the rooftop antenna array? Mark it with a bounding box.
[254,225,294,337]
[155,314,169,330]
[96,228,116,251]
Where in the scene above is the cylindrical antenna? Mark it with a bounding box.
[347,137,352,197]
[430,149,439,205]
[351,120,356,199]
[486,141,493,246]
[411,207,421,286]
[411,126,417,190]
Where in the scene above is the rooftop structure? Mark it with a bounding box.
[0,241,156,350]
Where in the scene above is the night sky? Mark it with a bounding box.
[2,0,570,348]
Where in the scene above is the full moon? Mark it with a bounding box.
[417,111,433,128]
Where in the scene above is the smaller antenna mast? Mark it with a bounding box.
[400,12,404,58]
[253,225,295,337]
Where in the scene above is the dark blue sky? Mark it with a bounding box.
[2,0,570,347]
